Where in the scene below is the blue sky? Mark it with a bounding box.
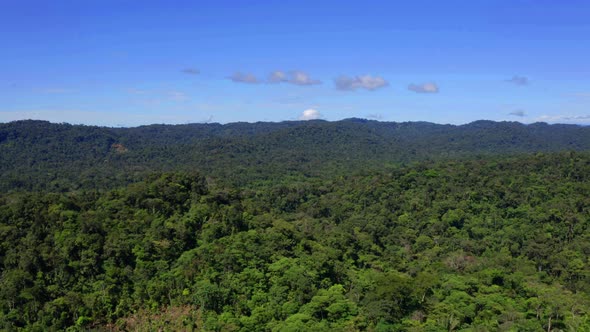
[1,0,590,126]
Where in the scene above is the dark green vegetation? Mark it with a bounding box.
[1,120,590,331]
[2,119,590,191]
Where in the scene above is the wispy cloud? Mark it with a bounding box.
[334,75,388,91]
[506,75,529,86]
[408,82,439,93]
[229,70,321,86]
[536,114,590,124]
[366,113,383,120]
[181,68,200,75]
[566,115,590,121]
[268,71,289,83]
[508,109,526,117]
[199,115,214,123]
[289,71,321,86]
[299,109,322,120]
[228,72,260,84]
[267,70,321,85]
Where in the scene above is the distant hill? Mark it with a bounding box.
[1,119,589,191]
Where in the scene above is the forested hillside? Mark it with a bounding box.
[1,152,590,331]
[4,0,589,330]
[1,119,590,191]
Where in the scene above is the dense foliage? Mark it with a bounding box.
[2,119,590,191]
[1,152,590,331]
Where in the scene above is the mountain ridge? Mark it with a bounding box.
[2,119,589,191]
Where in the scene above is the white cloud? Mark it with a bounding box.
[334,75,389,91]
[230,70,321,86]
[408,82,439,93]
[299,109,322,120]
[506,75,529,86]
[267,70,321,85]
[199,115,214,123]
[508,110,526,117]
[268,71,289,83]
[290,71,321,85]
[228,72,260,84]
